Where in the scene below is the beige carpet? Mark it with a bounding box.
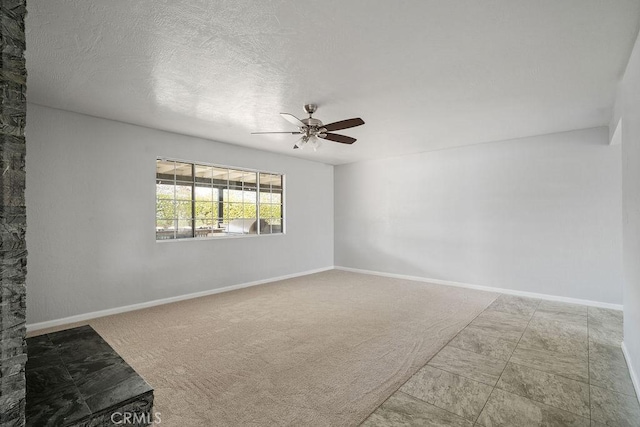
[34,270,498,426]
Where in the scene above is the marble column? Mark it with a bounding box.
[0,0,27,426]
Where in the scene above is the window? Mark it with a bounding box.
[156,159,284,240]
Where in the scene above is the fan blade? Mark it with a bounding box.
[251,131,302,134]
[322,133,357,145]
[322,118,364,132]
[280,113,306,127]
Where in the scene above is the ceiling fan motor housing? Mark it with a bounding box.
[301,117,323,127]
[301,105,324,136]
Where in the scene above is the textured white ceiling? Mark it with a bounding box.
[26,0,640,165]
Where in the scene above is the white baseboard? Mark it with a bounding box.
[334,266,623,310]
[621,342,640,404]
[26,266,334,333]
[28,265,622,333]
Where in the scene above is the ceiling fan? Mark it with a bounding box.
[252,104,364,150]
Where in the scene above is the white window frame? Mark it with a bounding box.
[155,157,285,241]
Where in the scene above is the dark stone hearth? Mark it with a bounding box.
[0,0,28,425]
[26,326,154,427]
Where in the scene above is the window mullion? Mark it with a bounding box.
[191,164,195,238]
[173,164,177,240]
[156,159,283,240]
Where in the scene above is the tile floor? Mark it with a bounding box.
[361,295,640,426]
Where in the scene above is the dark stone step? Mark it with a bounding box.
[25,326,154,427]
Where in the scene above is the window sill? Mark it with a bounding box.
[155,232,285,243]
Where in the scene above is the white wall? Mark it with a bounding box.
[25,104,334,324]
[612,27,640,395]
[335,127,623,304]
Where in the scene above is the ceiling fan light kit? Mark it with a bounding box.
[252,104,364,151]
[294,134,322,151]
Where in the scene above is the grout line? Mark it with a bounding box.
[366,298,605,425]
[493,361,592,420]
[470,298,536,423]
[497,301,540,373]
[428,297,500,361]
[446,339,511,362]
[394,390,477,423]
[504,302,596,421]
[406,296,500,380]
[407,297,501,383]
[474,387,494,426]
[356,295,501,425]
[589,381,640,398]
[406,298,503,404]
[474,300,542,423]
[504,360,589,385]
[421,364,498,388]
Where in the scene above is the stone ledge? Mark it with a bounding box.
[26,326,154,427]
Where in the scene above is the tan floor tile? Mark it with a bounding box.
[588,307,623,348]
[510,345,588,383]
[519,316,588,358]
[468,310,530,342]
[361,391,473,427]
[589,321,624,347]
[448,326,517,361]
[400,365,492,421]
[532,309,588,326]
[476,388,590,426]
[590,385,640,426]
[536,300,588,317]
[588,307,623,326]
[530,312,588,330]
[428,346,506,386]
[485,295,539,318]
[589,342,636,396]
[496,362,590,418]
